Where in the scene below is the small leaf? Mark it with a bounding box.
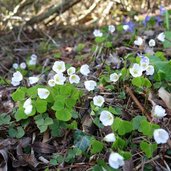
[90,139,104,154]
[11,88,25,101]
[35,99,47,113]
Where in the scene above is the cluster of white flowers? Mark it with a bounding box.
[130,56,154,77]
[13,62,27,70]
[23,98,33,115]
[11,71,23,86]
[29,54,37,65]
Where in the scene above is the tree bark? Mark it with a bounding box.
[26,0,81,26]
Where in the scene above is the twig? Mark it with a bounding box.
[125,85,152,121]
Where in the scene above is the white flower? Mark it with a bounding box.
[152,105,167,118]
[53,73,66,85]
[48,79,55,87]
[108,25,115,33]
[31,54,37,60]
[11,71,23,86]
[140,56,149,71]
[69,74,80,84]
[67,67,76,75]
[110,73,119,82]
[153,128,169,144]
[28,76,39,85]
[13,71,23,82]
[38,88,50,99]
[12,63,19,69]
[52,61,66,73]
[108,152,124,169]
[23,98,32,109]
[93,29,103,37]
[123,25,129,31]
[149,39,156,47]
[146,65,154,75]
[134,36,143,46]
[24,105,33,115]
[29,59,37,65]
[129,63,143,77]
[100,110,114,126]
[157,32,165,42]
[20,62,26,69]
[23,98,32,115]
[84,80,97,91]
[80,64,90,76]
[103,133,116,142]
[93,95,105,107]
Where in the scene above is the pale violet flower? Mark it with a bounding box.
[129,63,143,77]
[140,56,149,71]
[146,65,154,75]
[28,76,39,85]
[123,25,129,31]
[38,88,50,99]
[108,25,115,33]
[24,105,33,115]
[110,73,120,82]
[12,63,19,69]
[67,67,76,75]
[20,62,26,69]
[84,80,97,91]
[152,105,167,118]
[48,79,55,87]
[53,73,66,85]
[108,152,124,169]
[23,98,32,115]
[23,98,32,109]
[11,71,23,86]
[153,128,169,144]
[100,110,114,126]
[69,74,80,84]
[93,95,105,107]
[52,61,66,73]
[157,32,165,42]
[134,36,143,46]
[103,133,116,142]
[80,64,90,76]
[93,29,103,37]
[149,39,156,47]
[31,54,37,60]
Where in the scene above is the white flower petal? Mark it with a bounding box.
[80,64,90,76]
[93,95,105,107]
[149,39,156,47]
[93,29,103,37]
[12,63,19,69]
[28,76,39,85]
[108,25,115,33]
[23,98,32,109]
[153,128,169,144]
[129,63,143,77]
[110,73,119,82]
[13,71,23,82]
[53,73,66,85]
[157,32,165,42]
[20,62,27,69]
[52,61,66,73]
[134,37,143,46]
[84,80,97,91]
[152,105,167,118]
[69,74,80,84]
[24,104,33,115]
[38,88,50,99]
[146,65,154,75]
[100,110,114,126]
[103,133,116,142]
[48,79,55,87]
[108,152,124,169]
[67,67,76,75]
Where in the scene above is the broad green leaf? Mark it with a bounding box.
[0,114,11,125]
[90,139,104,154]
[35,99,47,113]
[55,109,71,121]
[16,126,25,138]
[15,108,28,121]
[140,141,157,158]
[132,115,146,130]
[132,77,143,87]
[11,88,25,101]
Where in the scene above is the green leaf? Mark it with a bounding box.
[0,114,11,125]
[112,137,126,150]
[15,108,28,121]
[112,117,133,135]
[52,100,65,111]
[165,10,170,30]
[55,109,72,121]
[35,99,47,113]
[11,88,25,101]
[16,126,25,138]
[90,139,104,154]
[27,86,38,98]
[44,117,53,125]
[132,77,143,87]
[119,151,132,160]
[132,115,146,130]
[140,141,157,158]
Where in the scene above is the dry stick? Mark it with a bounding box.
[125,85,152,121]
[26,0,81,26]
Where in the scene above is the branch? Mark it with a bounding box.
[26,0,81,26]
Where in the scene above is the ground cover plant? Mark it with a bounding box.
[1,3,171,171]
